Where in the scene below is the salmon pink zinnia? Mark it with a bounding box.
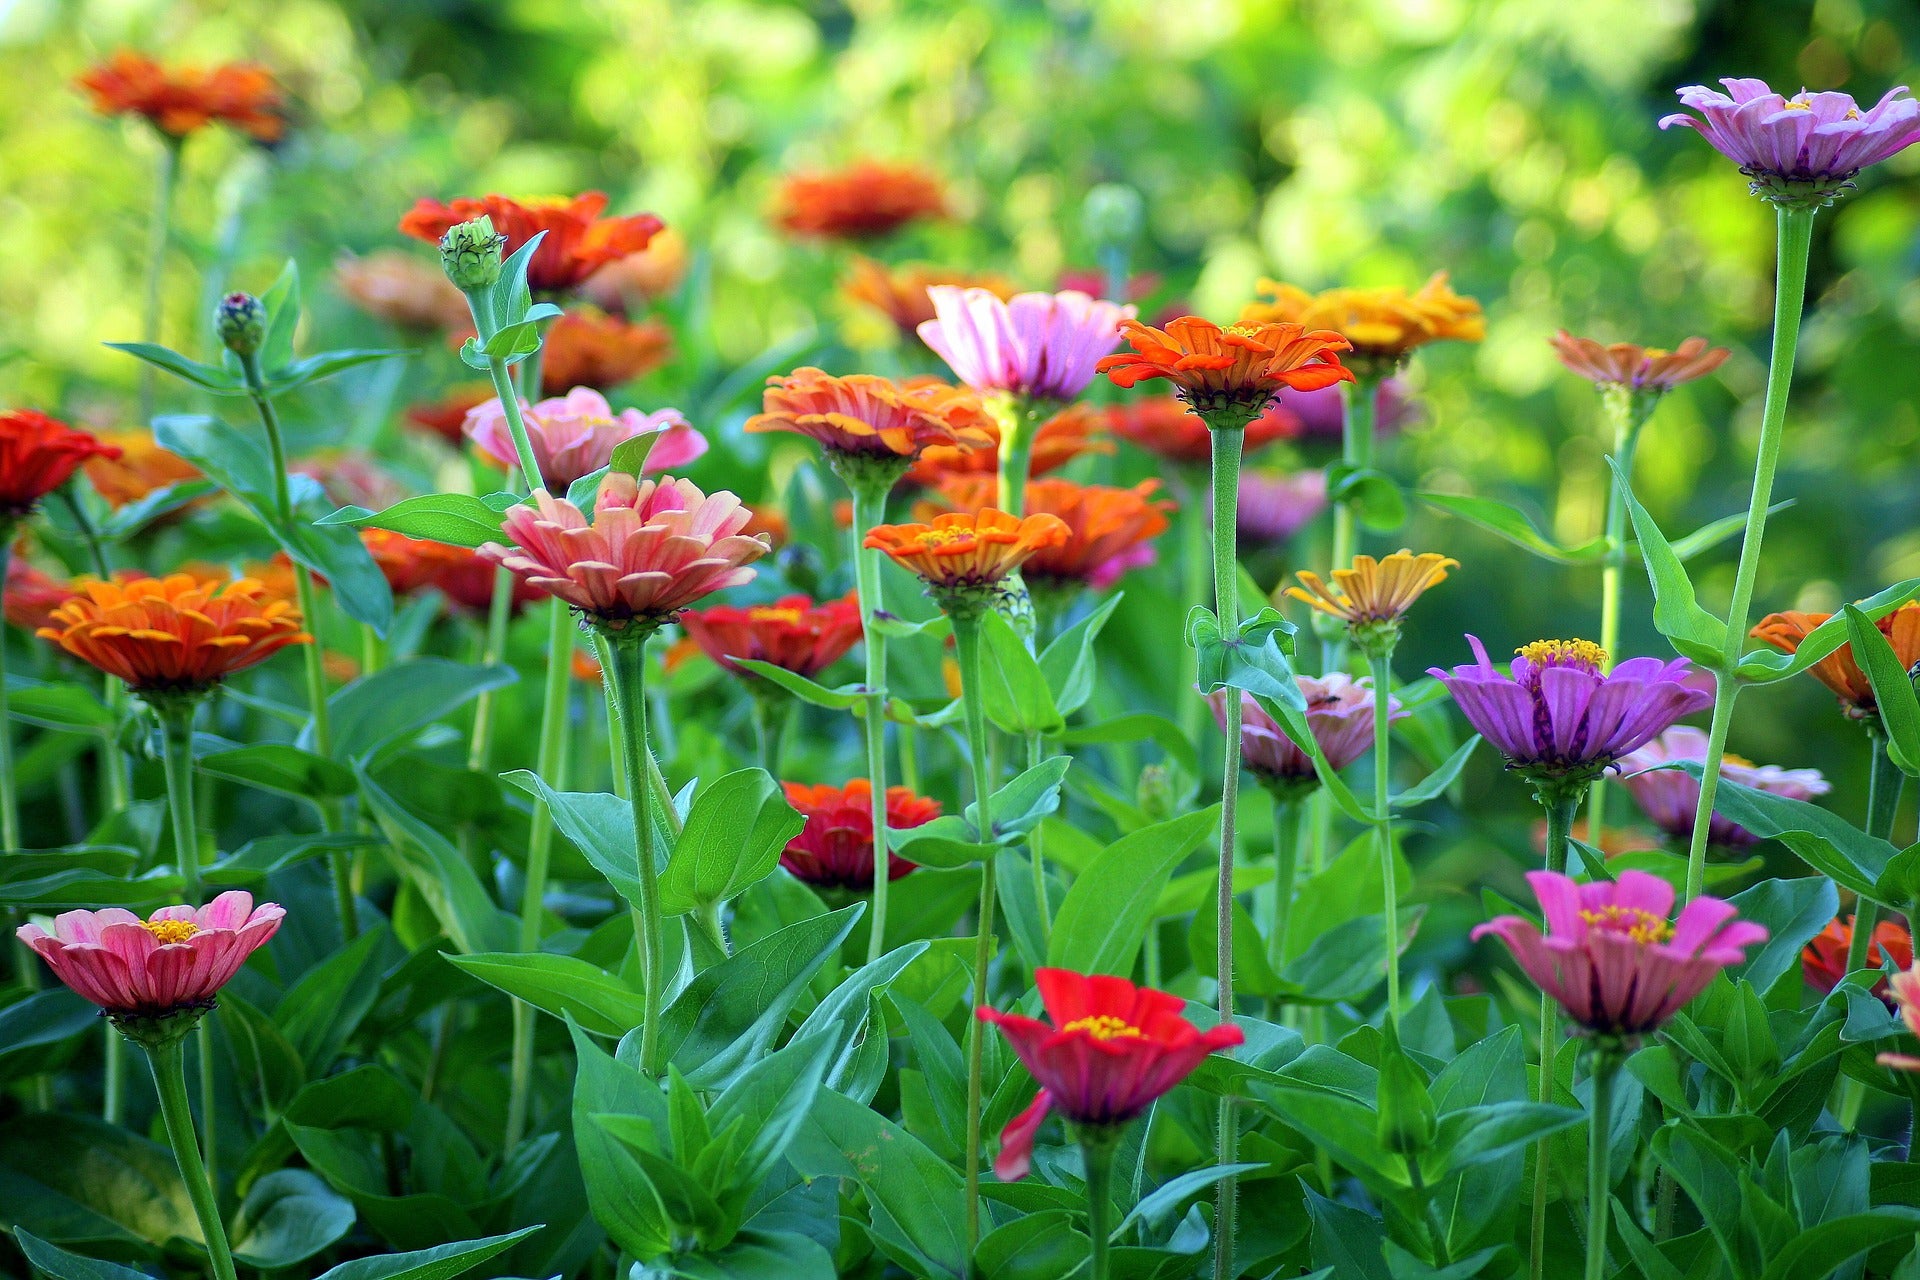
[464,387,705,488]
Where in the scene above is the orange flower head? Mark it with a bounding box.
[334,251,470,331]
[404,385,493,446]
[1104,395,1300,464]
[905,402,1110,488]
[842,258,1018,337]
[780,779,943,890]
[361,528,545,615]
[5,548,73,632]
[1751,604,1920,718]
[928,476,1171,590]
[772,161,946,241]
[680,592,863,680]
[399,193,663,295]
[746,367,992,468]
[537,307,674,394]
[1804,915,1914,1003]
[1241,273,1483,371]
[1097,317,1354,424]
[1287,550,1457,646]
[2,410,122,519]
[581,227,690,312]
[742,504,789,548]
[1550,332,1730,394]
[77,51,283,142]
[864,509,1070,602]
[83,430,202,510]
[38,573,310,697]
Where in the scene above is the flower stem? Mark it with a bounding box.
[1027,730,1050,943]
[952,610,998,1278]
[1532,791,1578,1280]
[1323,374,1378,674]
[483,357,547,489]
[0,539,20,854]
[1588,389,1649,843]
[468,569,518,773]
[157,704,219,1191]
[1266,797,1300,989]
[53,491,132,813]
[1844,730,1905,975]
[847,475,896,966]
[1368,647,1401,1027]
[138,137,180,425]
[994,394,1039,516]
[1177,465,1210,746]
[147,1036,238,1280]
[749,687,788,777]
[1079,1128,1118,1280]
[1585,1049,1621,1280]
[1682,203,1815,902]
[602,632,665,1075]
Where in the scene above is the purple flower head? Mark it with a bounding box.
[1659,79,1920,204]
[1237,468,1327,546]
[1274,378,1414,442]
[1473,870,1766,1039]
[1618,725,1830,848]
[1207,674,1403,797]
[1429,636,1712,793]
[918,287,1135,403]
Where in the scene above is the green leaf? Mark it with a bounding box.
[0,991,95,1081]
[1726,877,1839,991]
[1055,712,1198,778]
[730,659,867,710]
[448,952,649,1036]
[197,743,358,801]
[1738,578,1920,684]
[1038,592,1122,716]
[1676,763,1898,904]
[1389,735,1480,811]
[503,770,660,910]
[1844,604,1920,775]
[1427,1101,1583,1178]
[1417,490,1606,564]
[356,763,514,954]
[973,755,1072,842]
[316,492,519,548]
[1758,1210,1920,1280]
[98,479,218,540]
[660,769,804,914]
[103,342,243,393]
[1050,806,1220,974]
[268,348,409,394]
[1190,605,1303,706]
[1327,464,1407,532]
[276,925,389,1072]
[311,1227,543,1280]
[4,683,114,736]
[1669,501,1792,562]
[231,1169,356,1270]
[11,1230,154,1280]
[0,1113,198,1248]
[324,659,517,762]
[787,1090,966,1277]
[668,1230,837,1279]
[979,608,1062,735]
[1610,459,1729,667]
[258,258,302,372]
[568,1021,672,1258]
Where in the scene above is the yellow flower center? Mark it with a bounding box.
[1578,905,1673,945]
[1783,100,1812,111]
[1516,638,1608,670]
[142,920,200,944]
[1061,1014,1145,1041]
[747,607,805,624]
[912,527,973,550]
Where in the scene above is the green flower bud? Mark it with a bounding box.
[440,216,506,292]
[214,292,268,358]
[1082,183,1144,250]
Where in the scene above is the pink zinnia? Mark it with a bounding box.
[1878,966,1920,1072]
[1236,469,1328,546]
[1660,80,1920,195]
[1618,725,1829,848]
[1473,870,1765,1038]
[1207,675,1400,794]
[18,891,284,1019]
[1272,379,1413,442]
[464,386,707,488]
[918,287,1135,403]
[479,473,769,630]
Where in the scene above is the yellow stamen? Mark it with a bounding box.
[911,527,973,549]
[1516,638,1608,669]
[1578,905,1673,945]
[142,919,200,944]
[1062,1014,1144,1041]
[747,607,805,624]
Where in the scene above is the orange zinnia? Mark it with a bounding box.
[39,573,309,696]
[1097,317,1354,424]
[77,51,283,143]
[537,308,674,394]
[83,430,202,510]
[361,529,545,615]
[772,161,946,241]
[1549,332,1730,393]
[1103,395,1300,464]
[904,402,1110,488]
[581,227,691,311]
[2,410,122,519]
[926,476,1171,589]
[404,385,493,446]
[1751,604,1920,718]
[841,258,1018,336]
[865,509,1069,591]
[334,251,470,332]
[399,192,663,295]
[745,367,992,462]
[1241,273,1483,372]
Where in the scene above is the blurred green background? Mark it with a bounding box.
[2,0,1917,838]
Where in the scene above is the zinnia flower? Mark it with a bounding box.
[1241,274,1484,374]
[76,51,283,143]
[2,410,122,521]
[1659,80,1920,203]
[1237,469,1328,547]
[779,780,942,890]
[478,474,769,633]
[400,193,663,295]
[1618,725,1829,847]
[334,251,470,331]
[1804,916,1912,1003]
[1474,870,1765,1039]
[864,509,1070,600]
[772,161,946,240]
[918,288,1135,403]
[4,549,70,632]
[581,228,691,311]
[977,968,1245,1179]
[464,387,706,489]
[1104,395,1300,464]
[290,451,407,513]
[904,403,1109,489]
[1207,675,1401,798]
[1286,550,1456,651]
[537,308,674,394]
[927,476,1172,591]
[361,529,545,614]
[680,593,863,679]
[1276,380,1412,442]
[1430,637,1712,792]
[82,430,202,510]
[745,367,992,466]
[38,573,310,698]
[842,258,1017,337]
[1750,605,1920,720]
[1099,317,1355,424]
[405,385,492,446]
[1549,333,1730,394]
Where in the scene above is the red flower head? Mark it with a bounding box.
[1098,317,1354,425]
[680,592,863,680]
[399,192,663,295]
[1,410,122,520]
[5,548,72,632]
[779,779,942,890]
[77,51,283,143]
[1104,395,1300,465]
[1804,915,1913,1005]
[404,385,493,446]
[772,161,947,241]
[361,528,546,615]
[977,968,1245,1179]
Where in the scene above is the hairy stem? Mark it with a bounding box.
[848,476,896,965]
[603,633,665,1075]
[148,1036,238,1280]
[1370,647,1401,1026]
[954,612,998,1278]
[1531,792,1578,1280]
[1207,420,1246,1280]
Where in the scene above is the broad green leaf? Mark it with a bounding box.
[1038,592,1123,716]
[1417,490,1606,564]
[668,1230,836,1279]
[98,479,218,540]
[1676,764,1898,904]
[276,924,389,1072]
[231,1169,356,1270]
[1610,459,1728,667]
[257,258,302,372]
[356,763,515,954]
[4,683,114,735]
[316,492,519,548]
[1327,464,1407,532]
[1737,578,1920,683]
[979,608,1062,735]
[659,769,804,914]
[311,1227,543,1280]
[1844,604,1920,775]
[12,1230,154,1280]
[787,1090,966,1277]
[1190,605,1303,707]
[448,952,649,1036]
[1055,711,1198,777]
[0,1114,198,1248]
[197,743,357,801]
[503,770,667,910]
[1050,806,1220,974]
[1389,735,1480,811]
[569,1021,672,1258]
[103,342,243,393]
[730,659,866,710]
[324,659,516,762]
[1758,1211,1920,1280]
[0,991,94,1082]
[1670,501,1791,562]
[1726,877,1838,991]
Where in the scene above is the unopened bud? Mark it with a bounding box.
[1082,183,1144,251]
[439,216,505,292]
[1137,765,1175,825]
[214,292,267,358]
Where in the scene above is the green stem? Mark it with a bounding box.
[157,704,220,1189]
[1843,733,1905,1011]
[0,540,20,853]
[147,1036,238,1280]
[1585,1053,1620,1280]
[847,476,896,966]
[603,632,665,1075]
[467,564,518,772]
[103,1028,125,1124]
[54,491,132,812]
[1407,1155,1452,1267]
[1323,375,1378,673]
[1683,203,1815,902]
[1081,1130,1117,1280]
[138,137,180,425]
[1027,731,1050,943]
[1177,466,1210,746]
[994,395,1039,516]
[1589,392,1648,844]
[1266,797,1300,985]
[1369,647,1400,1026]
[1532,792,1577,1280]
[953,612,998,1279]
[483,357,546,490]
[749,688,788,777]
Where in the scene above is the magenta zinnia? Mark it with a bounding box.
[1618,725,1829,848]
[918,287,1134,403]
[1207,675,1400,797]
[1660,79,1920,203]
[465,387,706,489]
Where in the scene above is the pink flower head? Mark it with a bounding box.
[18,891,283,1020]
[918,287,1135,403]
[1430,637,1711,790]
[1660,79,1920,197]
[1207,674,1401,794]
[1273,378,1413,442]
[1619,725,1830,848]
[1473,870,1765,1038]
[1236,469,1328,546]
[464,386,707,488]
[1878,965,1920,1072]
[479,473,769,631]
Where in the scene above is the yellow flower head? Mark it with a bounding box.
[1240,273,1484,367]
[1286,550,1458,627]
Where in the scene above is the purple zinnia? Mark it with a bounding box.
[1429,637,1712,795]
[1207,674,1402,798]
[1660,79,1920,203]
[1236,469,1327,547]
[1618,725,1830,848]
[918,287,1134,403]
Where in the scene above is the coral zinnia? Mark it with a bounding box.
[465,387,706,489]
[779,779,942,890]
[1473,870,1765,1040]
[679,592,863,680]
[1241,274,1484,374]
[1618,725,1828,847]
[581,227,691,312]
[77,51,283,143]
[478,474,769,633]
[1103,395,1300,464]
[977,968,1245,1180]
[745,367,992,466]
[1208,675,1401,797]
[1750,604,1920,720]
[842,259,1017,337]
[904,403,1109,489]
[772,161,946,241]
[918,288,1134,403]
[399,193,663,295]
[361,529,545,614]
[1660,80,1920,203]
[1098,317,1354,425]
[2,410,122,521]
[334,251,470,332]
[928,476,1172,591]
[83,430,201,510]
[1803,915,1912,1003]
[864,509,1069,596]
[1550,333,1729,394]
[537,308,674,394]
[38,574,310,697]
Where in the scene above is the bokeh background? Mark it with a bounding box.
[3,0,1918,895]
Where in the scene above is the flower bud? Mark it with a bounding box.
[214,292,267,358]
[1082,183,1144,251]
[1137,765,1175,825]
[440,216,506,292]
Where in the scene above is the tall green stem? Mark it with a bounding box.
[994,395,1039,516]
[1080,1129,1117,1280]
[1844,732,1905,977]
[138,137,180,425]
[1585,1051,1621,1280]
[0,540,20,854]
[1026,731,1050,943]
[55,491,132,813]
[1589,390,1649,844]
[749,688,788,777]
[147,1036,238,1280]
[1682,204,1815,902]
[1266,797,1300,985]
[1369,648,1401,1026]
[1177,466,1210,745]
[602,633,665,1075]
[157,703,219,1191]
[952,611,998,1278]
[1532,791,1578,1280]
[1323,375,1378,674]
[846,474,897,965]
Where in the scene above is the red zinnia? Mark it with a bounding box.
[779,780,942,890]
[4,549,71,632]
[404,385,493,447]
[399,192,663,295]
[1804,916,1914,1004]
[361,529,545,615]
[537,308,674,393]
[1,410,122,520]
[772,161,947,241]
[977,968,1244,1179]
[77,51,283,143]
[1098,317,1354,423]
[680,593,863,680]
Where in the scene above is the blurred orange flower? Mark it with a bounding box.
[746,367,992,461]
[4,548,72,633]
[334,251,470,331]
[773,161,946,240]
[1104,395,1300,464]
[1099,317,1354,422]
[538,308,674,394]
[1549,332,1729,393]
[1751,604,1920,719]
[404,385,492,446]
[83,430,202,510]
[865,509,1069,589]
[361,528,545,614]
[1242,274,1483,370]
[581,227,691,311]
[905,402,1109,488]
[842,258,1017,336]
[399,193,663,295]
[928,475,1172,589]
[76,51,283,142]
[39,573,309,696]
